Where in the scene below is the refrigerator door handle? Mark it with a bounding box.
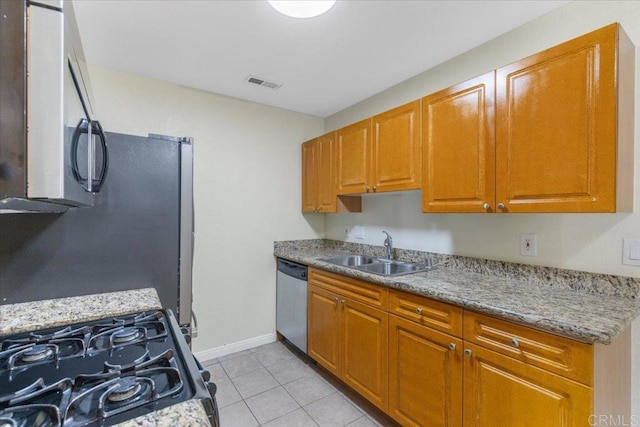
[191,309,199,338]
[178,138,194,326]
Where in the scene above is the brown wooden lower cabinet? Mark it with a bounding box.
[308,271,597,425]
[388,314,463,426]
[463,342,592,427]
[307,284,341,377]
[307,281,388,412]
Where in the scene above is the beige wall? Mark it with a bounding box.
[325,1,640,279]
[87,66,324,352]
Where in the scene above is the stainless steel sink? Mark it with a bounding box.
[356,261,427,276]
[320,254,378,267]
[320,254,429,276]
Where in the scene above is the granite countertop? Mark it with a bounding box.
[0,288,162,336]
[114,399,212,427]
[275,244,640,345]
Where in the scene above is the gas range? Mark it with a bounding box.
[0,309,218,426]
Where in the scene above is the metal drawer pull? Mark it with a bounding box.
[510,338,520,348]
[464,349,472,357]
[341,299,346,305]
[449,343,456,350]
[415,307,422,315]
[333,297,339,302]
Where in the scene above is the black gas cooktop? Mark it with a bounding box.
[0,309,217,426]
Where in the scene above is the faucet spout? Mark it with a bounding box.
[382,231,393,260]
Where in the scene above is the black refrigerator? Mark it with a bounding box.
[0,132,194,327]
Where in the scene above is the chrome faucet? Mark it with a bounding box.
[382,231,393,260]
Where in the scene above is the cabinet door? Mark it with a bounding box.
[463,343,592,427]
[341,298,388,411]
[389,315,462,427]
[336,119,372,195]
[301,139,318,212]
[307,284,341,376]
[495,24,617,213]
[372,100,421,192]
[317,132,337,212]
[422,73,495,213]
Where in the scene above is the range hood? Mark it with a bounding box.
[0,0,107,214]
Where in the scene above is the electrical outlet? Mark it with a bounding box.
[520,234,537,257]
[352,226,365,240]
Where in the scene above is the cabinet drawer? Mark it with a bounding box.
[389,290,462,338]
[309,268,387,310]
[464,311,593,386]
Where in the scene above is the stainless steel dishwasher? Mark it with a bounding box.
[276,258,308,354]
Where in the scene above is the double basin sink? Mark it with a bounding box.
[319,254,430,277]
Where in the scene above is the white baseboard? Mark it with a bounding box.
[194,332,277,363]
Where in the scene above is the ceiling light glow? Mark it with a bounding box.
[268,0,336,19]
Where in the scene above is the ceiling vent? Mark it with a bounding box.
[245,75,282,90]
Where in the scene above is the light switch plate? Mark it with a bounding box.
[623,239,640,266]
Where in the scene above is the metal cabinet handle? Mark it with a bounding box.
[483,202,490,210]
[510,338,519,348]
[333,297,339,302]
[341,299,346,305]
[449,343,456,350]
[372,185,377,192]
[415,307,422,315]
[365,185,370,193]
[497,203,505,209]
[464,349,473,357]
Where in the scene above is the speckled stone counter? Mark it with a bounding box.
[275,239,640,344]
[114,399,211,427]
[0,288,162,336]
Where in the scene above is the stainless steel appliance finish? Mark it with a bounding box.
[0,0,107,213]
[0,133,193,328]
[276,259,308,354]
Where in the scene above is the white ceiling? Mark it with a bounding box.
[73,0,568,118]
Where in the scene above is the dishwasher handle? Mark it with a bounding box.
[277,258,308,281]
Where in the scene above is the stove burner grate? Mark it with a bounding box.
[105,377,143,403]
[21,345,54,363]
[111,328,143,345]
[0,404,61,427]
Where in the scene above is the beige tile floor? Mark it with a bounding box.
[202,341,400,427]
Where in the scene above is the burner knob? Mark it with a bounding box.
[201,369,211,382]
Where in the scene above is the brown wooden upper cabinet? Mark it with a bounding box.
[422,23,633,213]
[302,132,362,213]
[422,72,495,213]
[336,119,372,195]
[302,133,336,213]
[337,101,421,195]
